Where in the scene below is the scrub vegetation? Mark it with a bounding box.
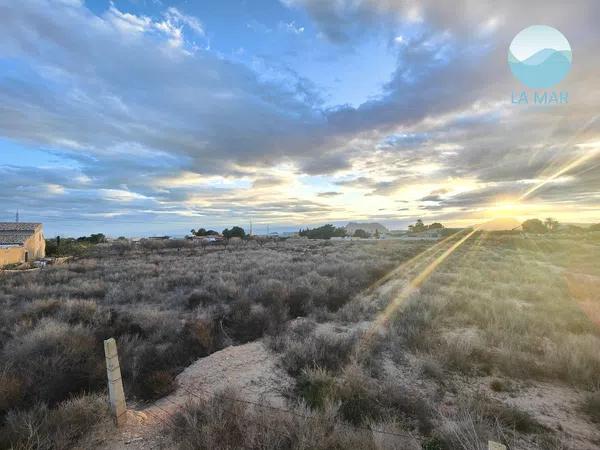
[0,238,429,448]
[1,232,599,449]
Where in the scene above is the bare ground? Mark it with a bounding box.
[94,341,291,450]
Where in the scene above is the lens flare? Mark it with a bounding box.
[358,228,478,353]
[519,146,600,201]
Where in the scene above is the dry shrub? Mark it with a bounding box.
[167,389,419,450]
[296,367,336,409]
[439,394,548,450]
[298,363,433,433]
[581,391,600,422]
[1,239,427,415]
[2,319,103,407]
[140,370,176,400]
[0,393,110,450]
[0,368,24,414]
[278,329,357,377]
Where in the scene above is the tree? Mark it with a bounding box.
[522,219,547,233]
[428,222,444,230]
[299,224,346,239]
[222,226,246,239]
[76,233,106,244]
[544,217,559,232]
[192,228,219,236]
[589,223,600,232]
[374,229,380,239]
[408,219,426,233]
[353,229,369,239]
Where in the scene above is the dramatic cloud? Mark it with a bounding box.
[1,0,599,234]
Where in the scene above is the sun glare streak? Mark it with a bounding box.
[519,146,600,201]
[358,229,479,353]
[366,231,465,293]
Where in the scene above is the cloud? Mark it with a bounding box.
[164,7,204,36]
[279,21,304,34]
[1,0,600,233]
[0,0,330,174]
[252,176,288,188]
[317,191,342,197]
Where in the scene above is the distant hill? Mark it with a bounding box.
[476,218,522,231]
[345,222,388,235]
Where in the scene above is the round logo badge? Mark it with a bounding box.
[508,25,572,89]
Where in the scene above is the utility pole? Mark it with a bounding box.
[249,217,253,236]
[15,209,19,223]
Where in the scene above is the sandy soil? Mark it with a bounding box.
[94,341,292,450]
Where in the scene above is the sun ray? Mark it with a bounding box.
[519,146,600,201]
[365,230,465,293]
[357,228,479,353]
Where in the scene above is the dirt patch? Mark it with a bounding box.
[97,340,291,449]
[454,376,600,450]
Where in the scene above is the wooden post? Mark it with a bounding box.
[104,338,127,426]
[488,441,507,450]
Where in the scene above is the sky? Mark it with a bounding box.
[1,0,599,237]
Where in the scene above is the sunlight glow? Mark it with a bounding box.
[519,145,600,201]
[484,199,523,218]
[358,229,478,353]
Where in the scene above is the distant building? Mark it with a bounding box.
[0,223,45,266]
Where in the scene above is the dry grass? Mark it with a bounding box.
[2,233,599,448]
[270,232,600,448]
[165,388,421,450]
[0,239,428,414]
[388,233,600,389]
[0,393,110,450]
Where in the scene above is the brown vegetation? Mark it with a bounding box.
[2,232,600,449]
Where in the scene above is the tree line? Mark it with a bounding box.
[521,218,600,233]
[190,226,246,239]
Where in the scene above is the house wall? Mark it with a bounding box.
[0,247,26,266]
[24,228,46,260]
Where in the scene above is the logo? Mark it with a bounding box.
[508,25,572,89]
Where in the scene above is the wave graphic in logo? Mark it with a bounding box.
[508,25,572,89]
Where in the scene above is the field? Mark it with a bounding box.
[1,233,599,449]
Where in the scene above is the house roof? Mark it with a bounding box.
[0,223,41,232]
[0,223,42,245]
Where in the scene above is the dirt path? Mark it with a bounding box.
[95,341,292,449]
